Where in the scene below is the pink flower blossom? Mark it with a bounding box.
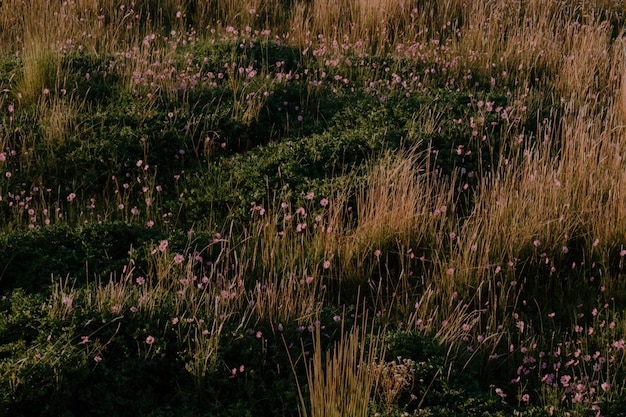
[62,295,73,308]
[146,335,155,345]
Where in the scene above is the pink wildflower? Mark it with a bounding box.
[62,295,73,308]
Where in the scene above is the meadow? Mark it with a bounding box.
[1,0,626,415]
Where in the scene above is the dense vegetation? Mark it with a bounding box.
[2,0,626,416]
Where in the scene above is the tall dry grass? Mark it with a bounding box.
[295,313,384,417]
[455,99,626,281]
[17,34,61,105]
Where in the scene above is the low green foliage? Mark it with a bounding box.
[0,223,172,293]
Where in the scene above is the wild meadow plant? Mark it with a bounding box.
[3,0,626,416]
[291,309,384,417]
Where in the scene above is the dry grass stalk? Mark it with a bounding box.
[300,313,384,417]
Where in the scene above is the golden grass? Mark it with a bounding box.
[297,313,384,417]
[17,35,60,105]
